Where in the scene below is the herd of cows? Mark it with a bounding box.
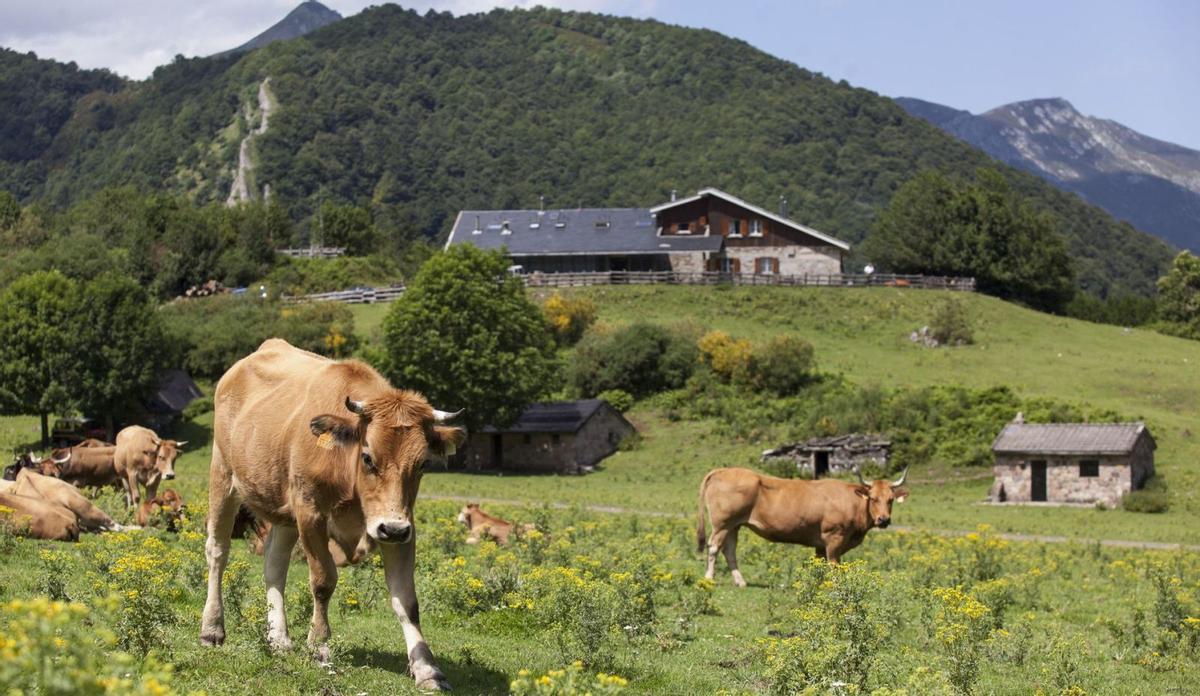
[1,337,911,691]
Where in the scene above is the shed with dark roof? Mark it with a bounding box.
[462,400,635,474]
[989,417,1155,507]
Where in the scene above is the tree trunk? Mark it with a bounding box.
[40,412,49,448]
[105,414,116,444]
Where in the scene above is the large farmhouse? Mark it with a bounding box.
[989,419,1156,508]
[445,187,849,276]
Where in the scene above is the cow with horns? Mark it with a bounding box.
[199,339,465,692]
[697,465,909,586]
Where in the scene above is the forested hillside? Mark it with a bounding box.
[0,6,1177,296]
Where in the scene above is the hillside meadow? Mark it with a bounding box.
[2,284,1199,694]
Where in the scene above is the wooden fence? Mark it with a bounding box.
[283,272,973,304]
[276,246,347,259]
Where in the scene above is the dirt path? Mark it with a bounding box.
[425,493,1200,551]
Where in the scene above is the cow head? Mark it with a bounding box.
[150,438,186,481]
[855,466,909,529]
[310,392,465,545]
[40,449,72,478]
[457,503,481,527]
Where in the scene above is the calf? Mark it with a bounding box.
[0,491,79,541]
[137,489,186,529]
[697,466,909,586]
[457,503,535,545]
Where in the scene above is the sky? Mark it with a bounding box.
[1,0,1197,149]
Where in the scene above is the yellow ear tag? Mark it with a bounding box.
[317,432,336,450]
[443,440,457,457]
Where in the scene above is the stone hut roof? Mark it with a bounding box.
[991,422,1153,456]
[480,399,626,435]
[763,433,891,457]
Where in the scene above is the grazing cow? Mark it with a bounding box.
[46,446,122,491]
[137,489,186,529]
[199,339,465,691]
[114,426,186,508]
[697,466,909,586]
[0,491,79,541]
[9,469,121,532]
[457,503,535,545]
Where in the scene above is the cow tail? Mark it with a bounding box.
[696,470,716,553]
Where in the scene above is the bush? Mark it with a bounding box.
[262,254,403,296]
[928,298,974,346]
[568,323,696,398]
[747,335,817,395]
[1122,479,1169,513]
[596,389,634,413]
[697,330,752,383]
[510,662,628,695]
[542,292,597,346]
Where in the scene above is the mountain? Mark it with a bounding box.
[897,97,1200,252]
[219,1,342,56]
[0,6,1177,297]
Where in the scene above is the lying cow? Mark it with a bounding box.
[457,503,535,545]
[0,490,79,541]
[199,338,465,691]
[3,469,121,532]
[137,489,186,529]
[697,466,909,586]
[114,426,186,508]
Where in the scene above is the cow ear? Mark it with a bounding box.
[854,485,871,499]
[893,487,909,503]
[310,414,358,449]
[430,426,466,458]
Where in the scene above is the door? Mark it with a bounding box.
[814,451,830,478]
[492,434,503,469]
[1031,461,1047,502]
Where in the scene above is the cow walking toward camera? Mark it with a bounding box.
[114,426,186,508]
[199,338,465,692]
[697,466,909,586]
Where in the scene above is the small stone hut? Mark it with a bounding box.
[989,420,1155,507]
[762,434,891,478]
[463,400,635,474]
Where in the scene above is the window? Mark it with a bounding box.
[676,222,691,235]
[501,221,512,235]
[551,434,561,445]
[595,220,610,228]
[1079,460,1099,477]
[728,219,742,237]
[755,257,777,274]
[523,434,532,445]
[529,222,540,229]
[720,257,736,273]
[749,219,763,236]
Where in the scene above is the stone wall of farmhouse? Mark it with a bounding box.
[464,432,576,473]
[571,407,634,469]
[989,454,1133,507]
[669,252,706,273]
[723,245,842,276]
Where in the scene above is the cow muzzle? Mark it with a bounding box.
[372,520,413,544]
[163,472,176,480]
[875,516,891,528]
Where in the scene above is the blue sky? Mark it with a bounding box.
[1,0,1196,148]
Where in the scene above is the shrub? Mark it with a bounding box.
[931,586,992,694]
[596,389,633,413]
[542,292,597,346]
[510,662,628,695]
[697,330,752,383]
[1122,478,1169,513]
[928,298,975,346]
[262,254,403,296]
[747,334,817,395]
[568,323,696,398]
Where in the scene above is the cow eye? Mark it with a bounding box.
[361,452,376,472]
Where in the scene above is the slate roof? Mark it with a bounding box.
[481,399,613,434]
[446,208,724,256]
[650,188,851,251]
[991,422,1153,456]
[144,369,204,415]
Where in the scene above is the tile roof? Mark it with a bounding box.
[446,208,724,256]
[650,187,851,251]
[991,422,1152,455]
[480,399,613,434]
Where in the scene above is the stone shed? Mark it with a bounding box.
[762,434,891,478]
[463,400,635,474]
[989,420,1155,507]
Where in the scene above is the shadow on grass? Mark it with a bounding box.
[346,647,510,694]
[169,416,214,451]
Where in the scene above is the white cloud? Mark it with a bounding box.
[0,0,657,79]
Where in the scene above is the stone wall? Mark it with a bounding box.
[669,252,706,273]
[571,406,635,470]
[989,454,1133,507]
[461,405,634,474]
[722,245,842,276]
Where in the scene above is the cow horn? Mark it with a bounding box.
[175,440,188,447]
[433,408,463,423]
[892,465,909,488]
[855,466,867,486]
[345,397,366,415]
[52,451,72,464]
[152,438,162,446]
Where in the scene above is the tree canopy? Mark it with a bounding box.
[1156,251,1200,338]
[864,169,1076,312]
[381,245,556,431]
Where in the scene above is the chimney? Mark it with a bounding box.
[670,189,677,202]
[474,215,480,231]
[539,195,545,213]
[779,195,788,218]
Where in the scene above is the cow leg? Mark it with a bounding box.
[200,482,240,646]
[705,528,728,582]
[122,469,139,508]
[297,511,337,663]
[381,536,450,691]
[823,535,847,564]
[813,545,827,560]
[264,524,299,651]
[722,528,747,588]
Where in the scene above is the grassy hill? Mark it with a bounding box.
[0,6,1175,296]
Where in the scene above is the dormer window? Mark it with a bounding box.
[749,220,763,237]
[501,221,512,235]
[676,222,691,235]
[595,220,610,228]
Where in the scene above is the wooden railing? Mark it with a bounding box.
[276,246,347,259]
[283,272,973,304]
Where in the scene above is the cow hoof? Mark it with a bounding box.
[415,675,452,692]
[199,631,225,647]
[314,644,332,666]
[268,634,293,652]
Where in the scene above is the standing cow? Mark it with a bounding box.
[697,466,909,586]
[44,445,122,491]
[114,426,186,508]
[199,339,465,692]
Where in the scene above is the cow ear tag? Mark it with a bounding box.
[443,440,457,457]
[317,432,336,450]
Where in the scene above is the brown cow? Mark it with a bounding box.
[237,511,371,566]
[199,339,465,691]
[457,503,535,545]
[697,466,909,586]
[136,489,186,529]
[0,491,79,541]
[114,426,186,508]
[77,438,114,448]
[46,445,122,491]
[9,469,121,532]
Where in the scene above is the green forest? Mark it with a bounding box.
[0,6,1176,298]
